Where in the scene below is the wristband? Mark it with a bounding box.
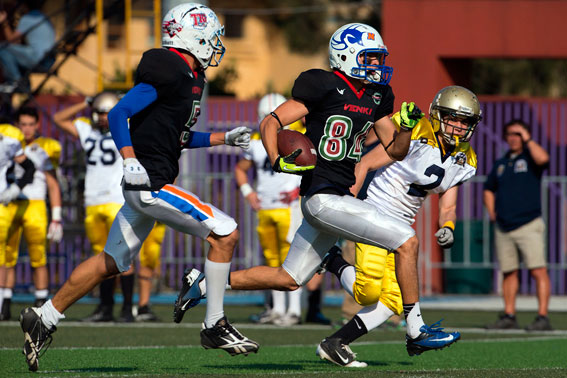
[240,183,254,197]
[442,220,455,230]
[51,206,62,222]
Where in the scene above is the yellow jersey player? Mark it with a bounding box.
[2,107,62,321]
[317,86,481,367]
[53,92,166,322]
[235,93,304,326]
[0,123,35,320]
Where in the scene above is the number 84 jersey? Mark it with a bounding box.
[365,114,477,226]
[74,117,124,206]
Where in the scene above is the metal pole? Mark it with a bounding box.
[96,0,103,92]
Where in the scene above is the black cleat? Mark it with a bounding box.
[316,338,368,367]
[200,316,259,356]
[20,307,56,372]
[1,298,11,320]
[173,268,206,323]
[135,305,159,322]
[406,320,460,356]
[117,306,135,323]
[318,246,342,274]
[485,313,519,330]
[82,305,114,322]
[306,311,332,325]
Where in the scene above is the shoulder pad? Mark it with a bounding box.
[0,123,24,145]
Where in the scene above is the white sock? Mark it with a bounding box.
[40,299,65,329]
[339,266,355,297]
[272,290,286,315]
[0,288,4,314]
[3,288,12,298]
[357,301,394,331]
[406,302,425,338]
[35,289,48,299]
[204,259,231,328]
[287,287,302,316]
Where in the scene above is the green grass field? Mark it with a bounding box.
[1,303,566,377]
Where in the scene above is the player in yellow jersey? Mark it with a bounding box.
[317,86,481,367]
[1,107,63,320]
[0,123,35,320]
[53,92,166,322]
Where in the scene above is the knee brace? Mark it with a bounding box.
[353,243,388,306]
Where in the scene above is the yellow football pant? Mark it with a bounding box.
[257,208,293,268]
[354,243,403,315]
[5,200,48,268]
[85,203,165,268]
[0,204,11,266]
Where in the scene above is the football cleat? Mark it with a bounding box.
[173,268,206,323]
[135,305,160,322]
[318,245,342,274]
[82,305,114,322]
[406,320,460,356]
[20,307,56,372]
[316,338,368,368]
[485,314,519,330]
[200,316,259,356]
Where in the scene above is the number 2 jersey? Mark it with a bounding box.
[365,113,477,226]
[74,117,124,206]
[291,69,394,196]
[129,48,206,190]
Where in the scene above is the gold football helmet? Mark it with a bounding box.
[429,86,482,146]
[91,91,119,126]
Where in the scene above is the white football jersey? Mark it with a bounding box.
[365,114,477,226]
[0,124,25,192]
[17,137,61,200]
[242,135,301,209]
[74,117,124,206]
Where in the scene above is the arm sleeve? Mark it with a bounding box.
[183,131,211,149]
[108,82,157,150]
[16,158,35,189]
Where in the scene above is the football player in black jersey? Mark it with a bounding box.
[176,21,456,354]
[19,3,258,371]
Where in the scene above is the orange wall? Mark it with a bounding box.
[383,0,567,110]
[382,0,567,293]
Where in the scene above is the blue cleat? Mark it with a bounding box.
[406,320,460,356]
[173,268,206,323]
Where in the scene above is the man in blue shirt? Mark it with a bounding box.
[0,1,55,85]
[483,119,551,331]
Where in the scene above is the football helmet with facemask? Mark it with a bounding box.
[91,91,119,126]
[329,23,393,85]
[162,3,225,70]
[429,86,482,146]
[257,93,286,121]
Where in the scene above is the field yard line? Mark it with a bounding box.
[2,321,567,335]
[2,335,567,351]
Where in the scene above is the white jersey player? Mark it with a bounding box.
[0,123,35,320]
[317,85,482,367]
[234,93,304,325]
[53,92,165,322]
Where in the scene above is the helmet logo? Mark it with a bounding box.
[331,25,364,51]
[368,33,375,41]
[190,13,207,29]
[163,19,183,37]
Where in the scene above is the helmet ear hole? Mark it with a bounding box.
[340,55,347,62]
[199,39,206,45]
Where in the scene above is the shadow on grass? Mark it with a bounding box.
[46,367,138,374]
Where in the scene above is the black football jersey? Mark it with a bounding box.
[292,69,394,196]
[129,48,206,190]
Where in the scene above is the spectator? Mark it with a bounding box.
[484,119,552,331]
[0,0,55,86]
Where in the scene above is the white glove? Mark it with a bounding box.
[123,158,151,187]
[0,184,21,205]
[47,221,63,243]
[435,227,455,248]
[225,127,251,149]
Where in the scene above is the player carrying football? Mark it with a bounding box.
[317,86,481,367]
[19,3,257,372]
[175,22,458,357]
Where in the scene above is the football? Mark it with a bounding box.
[277,129,317,167]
